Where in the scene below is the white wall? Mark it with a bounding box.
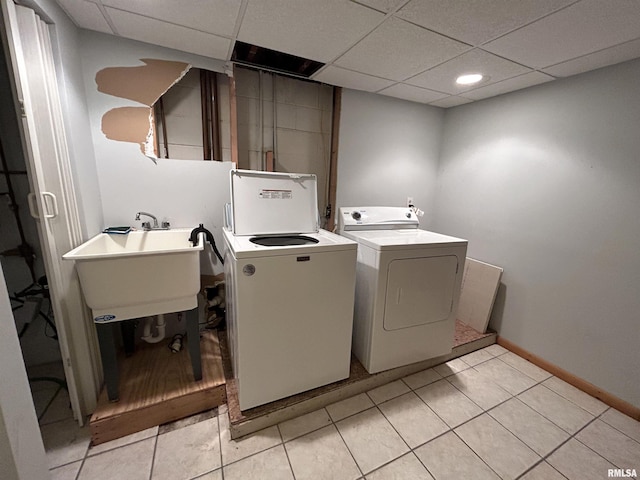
[0,263,49,480]
[336,89,444,228]
[435,59,640,407]
[79,31,232,274]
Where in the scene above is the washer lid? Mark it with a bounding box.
[230,169,319,235]
[338,206,419,231]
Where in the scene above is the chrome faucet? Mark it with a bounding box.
[135,211,170,230]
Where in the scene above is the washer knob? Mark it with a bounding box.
[352,211,361,220]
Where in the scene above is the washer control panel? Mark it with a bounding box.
[338,206,420,231]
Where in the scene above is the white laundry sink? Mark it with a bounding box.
[63,229,204,322]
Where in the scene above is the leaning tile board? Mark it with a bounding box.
[457,258,503,333]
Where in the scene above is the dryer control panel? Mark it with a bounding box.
[338,206,420,231]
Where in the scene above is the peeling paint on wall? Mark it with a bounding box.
[101,107,153,155]
[97,58,191,160]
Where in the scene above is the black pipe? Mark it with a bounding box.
[189,224,224,265]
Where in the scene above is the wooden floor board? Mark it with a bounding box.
[90,330,225,445]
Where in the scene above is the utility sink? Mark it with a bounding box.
[63,229,204,323]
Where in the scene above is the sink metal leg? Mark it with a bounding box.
[120,319,137,357]
[95,322,119,402]
[186,307,202,381]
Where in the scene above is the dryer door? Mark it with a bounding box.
[383,255,458,330]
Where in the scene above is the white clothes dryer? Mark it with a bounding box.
[224,170,357,411]
[338,207,467,374]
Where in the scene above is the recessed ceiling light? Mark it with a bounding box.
[456,73,483,85]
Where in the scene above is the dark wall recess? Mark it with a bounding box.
[231,41,324,78]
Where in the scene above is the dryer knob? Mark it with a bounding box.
[352,211,361,220]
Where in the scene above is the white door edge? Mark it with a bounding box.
[2,0,101,424]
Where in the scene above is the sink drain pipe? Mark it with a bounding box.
[141,314,166,343]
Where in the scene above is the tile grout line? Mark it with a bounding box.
[485,377,582,469]
[78,419,92,478]
[218,415,283,469]
[516,409,611,479]
[514,457,568,480]
[147,430,159,480]
[450,427,505,479]
[541,377,610,417]
[72,451,87,480]
[598,408,640,445]
[569,409,633,470]
[517,382,600,428]
[363,354,513,478]
[491,353,551,383]
[44,347,486,473]
[408,358,541,479]
[421,350,526,477]
[217,413,225,480]
[332,415,365,479]
[280,408,334,443]
[441,369,510,414]
[53,346,639,479]
[411,449,439,480]
[276,420,297,480]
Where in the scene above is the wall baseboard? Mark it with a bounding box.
[497,336,640,421]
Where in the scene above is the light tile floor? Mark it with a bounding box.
[40,346,640,480]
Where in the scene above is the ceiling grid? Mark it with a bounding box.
[54,0,640,107]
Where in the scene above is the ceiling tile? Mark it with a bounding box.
[351,0,407,14]
[483,0,640,68]
[406,49,531,94]
[56,0,113,34]
[396,0,574,46]
[313,65,394,92]
[238,0,384,63]
[334,16,470,81]
[378,83,448,103]
[105,8,231,60]
[100,0,241,37]
[463,71,554,100]
[542,38,640,77]
[429,96,473,108]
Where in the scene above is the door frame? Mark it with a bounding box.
[1,0,101,423]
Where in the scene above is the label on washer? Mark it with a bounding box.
[259,189,292,199]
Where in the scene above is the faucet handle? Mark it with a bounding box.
[141,221,151,230]
[162,221,171,229]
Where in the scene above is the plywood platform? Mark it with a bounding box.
[90,330,226,445]
[224,320,495,438]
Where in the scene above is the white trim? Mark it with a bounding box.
[2,0,101,422]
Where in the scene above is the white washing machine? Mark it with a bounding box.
[338,206,467,374]
[224,170,357,411]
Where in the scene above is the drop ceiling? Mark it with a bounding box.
[54,0,640,107]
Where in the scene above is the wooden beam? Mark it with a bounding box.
[265,150,274,172]
[200,69,211,160]
[497,336,640,421]
[211,72,221,161]
[158,97,169,159]
[326,87,342,231]
[151,106,160,158]
[229,67,239,166]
